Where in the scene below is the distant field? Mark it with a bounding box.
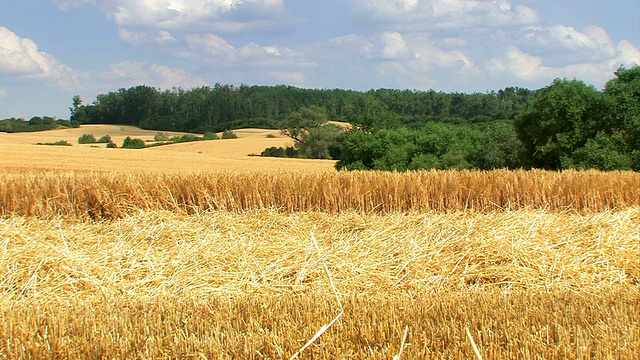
[0,125,336,172]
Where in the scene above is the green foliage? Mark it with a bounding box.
[36,140,72,146]
[260,146,298,158]
[106,142,117,148]
[73,84,537,134]
[0,116,73,133]
[336,124,502,171]
[265,134,276,138]
[122,136,145,149]
[281,105,328,141]
[97,135,112,143]
[261,147,287,157]
[515,67,639,171]
[203,131,219,140]
[154,132,171,141]
[295,124,345,160]
[571,132,632,170]
[603,65,640,170]
[178,134,198,142]
[78,134,97,144]
[221,130,238,139]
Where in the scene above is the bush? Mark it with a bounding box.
[266,134,276,138]
[154,132,170,141]
[261,147,286,157]
[78,134,97,144]
[179,134,198,142]
[122,136,145,149]
[106,142,117,148]
[221,130,238,139]
[97,135,112,143]
[203,131,219,140]
[36,140,72,146]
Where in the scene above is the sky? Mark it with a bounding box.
[1,0,639,120]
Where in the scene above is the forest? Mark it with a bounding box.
[3,66,638,171]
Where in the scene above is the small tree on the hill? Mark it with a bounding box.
[122,136,145,149]
[78,134,97,144]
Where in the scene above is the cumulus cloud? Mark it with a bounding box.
[182,33,315,69]
[520,25,620,67]
[104,61,207,89]
[119,29,178,45]
[485,38,640,90]
[306,31,478,90]
[0,26,87,88]
[56,0,297,33]
[351,0,539,30]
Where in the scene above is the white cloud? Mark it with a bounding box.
[57,0,296,33]
[182,33,314,69]
[0,26,87,88]
[119,29,178,45]
[104,61,207,89]
[485,38,640,90]
[617,40,640,66]
[183,33,236,60]
[351,0,538,30]
[265,71,305,86]
[520,25,618,66]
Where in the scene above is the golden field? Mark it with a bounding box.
[0,125,335,172]
[0,126,639,359]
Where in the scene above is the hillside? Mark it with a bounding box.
[0,125,335,172]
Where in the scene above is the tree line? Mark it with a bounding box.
[70,83,538,133]
[334,66,639,171]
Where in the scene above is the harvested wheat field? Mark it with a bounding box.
[0,166,639,358]
[0,124,333,173]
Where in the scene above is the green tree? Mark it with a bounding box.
[221,130,238,139]
[122,136,145,149]
[514,78,604,169]
[281,105,328,141]
[295,123,345,159]
[78,134,97,144]
[602,65,640,170]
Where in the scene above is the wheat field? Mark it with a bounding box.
[0,127,639,359]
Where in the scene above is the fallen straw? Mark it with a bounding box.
[466,326,484,360]
[289,232,344,359]
[393,325,410,360]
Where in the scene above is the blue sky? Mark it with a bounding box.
[1,0,639,119]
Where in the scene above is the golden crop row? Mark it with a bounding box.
[1,169,638,219]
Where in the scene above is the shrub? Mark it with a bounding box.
[97,135,112,143]
[106,142,117,148]
[179,134,198,142]
[154,132,170,141]
[36,140,72,146]
[266,134,276,138]
[78,134,97,144]
[261,147,286,157]
[221,130,238,139]
[203,131,219,140]
[122,136,145,149]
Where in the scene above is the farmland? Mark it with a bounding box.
[0,126,638,359]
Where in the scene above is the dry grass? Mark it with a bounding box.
[0,209,638,358]
[1,169,638,219]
